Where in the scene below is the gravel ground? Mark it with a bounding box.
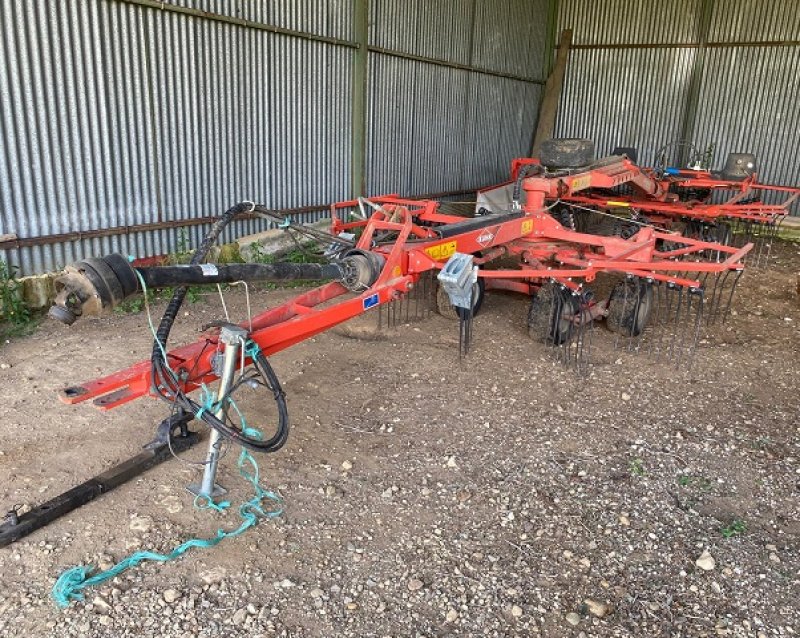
[0,241,798,637]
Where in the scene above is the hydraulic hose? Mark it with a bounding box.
[151,202,250,393]
[512,163,543,208]
[149,201,295,453]
[180,347,289,453]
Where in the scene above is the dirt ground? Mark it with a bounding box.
[0,241,798,638]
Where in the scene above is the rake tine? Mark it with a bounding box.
[565,291,579,367]
[765,217,784,266]
[668,285,684,362]
[706,271,721,323]
[553,289,566,364]
[378,298,384,331]
[721,269,744,323]
[684,288,704,372]
[424,273,431,320]
[575,296,593,375]
[753,224,766,268]
[627,278,643,353]
[674,287,696,369]
[712,269,732,323]
[458,287,475,359]
[613,277,630,352]
[413,277,421,320]
[647,281,662,357]
[547,287,559,349]
[659,282,676,362]
[730,218,742,249]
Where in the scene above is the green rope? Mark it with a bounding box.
[51,419,282,607]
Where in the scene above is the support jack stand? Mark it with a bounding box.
[0,411,200,548]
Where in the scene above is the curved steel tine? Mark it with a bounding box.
[721,269,744,323]
[647,281,661,357]
[765,221,777,266]
[614,277,630,352]
[675,287,696,368]
[686,288,705,372]
[547,289,559,349]
[711,269,731,323]
[557,289,571,366]
[628,278,642,353]
[660,283,676,362]
[707,271,720,323]
[668,286,684,362]
[575,297,593,375]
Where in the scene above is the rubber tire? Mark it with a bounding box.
[606,279,653,337]
[527,284,579,345]
[539,138,595,169]
[435,278,485,320]
[74,258,125,309]
[103,253,140,298]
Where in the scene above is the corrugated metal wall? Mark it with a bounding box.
[367,0,548,195]
[555,0,800,207]
[0,0,552,275]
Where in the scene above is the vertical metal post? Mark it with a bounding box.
[188,325,249,499]
[351,0,369,198]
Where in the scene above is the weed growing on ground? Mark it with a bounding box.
[0,260,38,339]
[721,519,747,538]
[629,458,646,477]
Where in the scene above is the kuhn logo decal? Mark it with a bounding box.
[476,230,496,246]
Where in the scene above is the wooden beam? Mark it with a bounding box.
[531,29,573,157]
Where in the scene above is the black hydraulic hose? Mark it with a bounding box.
[148,201,291,452]
[512,163,543,207]
[151,202,250,381]
[137,262,344,288]
[181,349,290,453]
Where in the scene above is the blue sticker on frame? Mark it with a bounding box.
[362,293,379,310]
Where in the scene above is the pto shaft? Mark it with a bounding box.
[49,249,384,325]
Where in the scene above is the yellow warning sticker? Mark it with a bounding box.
[392,265,402,277]
[423,241,457,261]
[521,219,534,235]
[606,200,631,208]
[571,175,591,191]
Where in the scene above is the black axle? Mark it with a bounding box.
[0,412,200,548]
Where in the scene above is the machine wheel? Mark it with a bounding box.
[435,277,485,320]
[539,138,595,169]
[527,283,579,345]
[606,279,653,337]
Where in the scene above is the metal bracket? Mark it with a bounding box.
[437,253,478,309]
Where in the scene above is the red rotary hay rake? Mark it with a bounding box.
[1,142,767,545]
[508,144,799,269]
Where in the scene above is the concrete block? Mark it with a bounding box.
[20,274,57,310]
